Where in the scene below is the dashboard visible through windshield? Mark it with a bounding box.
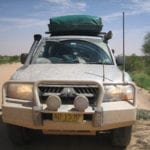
[32,40,113,64]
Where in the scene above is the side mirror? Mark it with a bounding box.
[103,31,113,43]
[116,56,123,66]
[112,49,115,54]
[20,53,28,64]
[34,34,42,41]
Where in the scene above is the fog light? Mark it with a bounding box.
[74,95,89,111]
[46,95,61,111]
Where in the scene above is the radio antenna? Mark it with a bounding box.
[122,12,125,82]
[103,62,105,82]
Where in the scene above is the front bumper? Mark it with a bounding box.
[2,100,136,135]
[2,80,136,135]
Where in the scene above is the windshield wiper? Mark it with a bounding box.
[86,62,112,65]
[86,62,103,64]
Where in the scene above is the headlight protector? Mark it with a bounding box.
[103,85,134,102]
[7,83,33,101]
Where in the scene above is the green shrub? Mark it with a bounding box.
[0,55,20,64]
[125,55,144,72]
[144,66,150,75]
[131,73,150,90]
[0,56,9,64]
[8,56,20,63]
[137,109,150,120]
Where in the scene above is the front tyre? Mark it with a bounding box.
[111,126,132,148]
[6,124,32,145]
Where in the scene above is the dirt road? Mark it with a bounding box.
[0,63,150,150]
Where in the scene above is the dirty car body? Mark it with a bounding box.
[2,35,136,146]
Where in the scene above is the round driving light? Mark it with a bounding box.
[46,95,61,111]
[74,95,89,111]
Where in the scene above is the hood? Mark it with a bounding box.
[12,64,128,83]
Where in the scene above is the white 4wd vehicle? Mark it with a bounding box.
[2,15,136,147]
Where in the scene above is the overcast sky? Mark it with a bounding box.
[0,0,150,56]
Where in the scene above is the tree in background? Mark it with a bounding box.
[142,32,150,75]
[125,54,144,73]
[142,32,150,56]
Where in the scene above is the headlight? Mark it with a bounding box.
[103,85,134,102]
[7,83,33,101]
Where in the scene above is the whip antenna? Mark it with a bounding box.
[122,12,125,82]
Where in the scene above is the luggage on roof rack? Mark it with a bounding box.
[48,15,103,36]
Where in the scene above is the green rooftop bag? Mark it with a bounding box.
[48,15,103,36]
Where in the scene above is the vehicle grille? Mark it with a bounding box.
[38,85,99,106]
[39,86,63,94]
[74,87,97,96]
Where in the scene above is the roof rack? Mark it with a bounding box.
[45,31,112,43]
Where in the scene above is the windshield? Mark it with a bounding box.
[32,40,113,64]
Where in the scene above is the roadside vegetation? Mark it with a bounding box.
[137,109,150,120]
[0,55,20,64]
[125,32,150,91]
[125,55,150,90]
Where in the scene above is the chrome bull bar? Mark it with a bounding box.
[2,80,136,127]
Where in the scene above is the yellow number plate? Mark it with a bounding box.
[53,113,83,122]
